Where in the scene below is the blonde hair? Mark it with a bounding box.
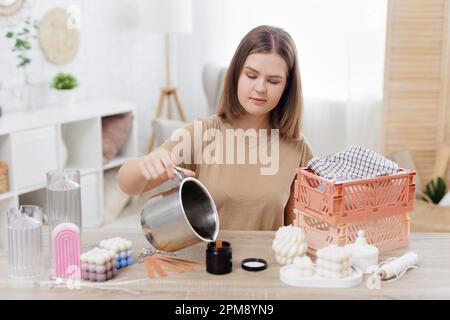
[217,25,303,141]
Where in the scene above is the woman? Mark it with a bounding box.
[118,25,313,230]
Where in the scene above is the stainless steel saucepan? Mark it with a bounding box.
[140,166,219,252]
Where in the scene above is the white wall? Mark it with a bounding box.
[0,0,166,155]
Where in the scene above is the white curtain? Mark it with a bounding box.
[303,97,382,158]
[184,0,387,158]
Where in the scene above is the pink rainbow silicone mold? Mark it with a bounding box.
[52,223,81,279]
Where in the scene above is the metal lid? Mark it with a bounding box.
[241,258,267,272]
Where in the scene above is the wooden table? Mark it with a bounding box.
[0,228,449,300]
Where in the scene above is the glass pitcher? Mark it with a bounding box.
[7,205,44,279]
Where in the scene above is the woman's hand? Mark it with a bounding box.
[138,148,195,181]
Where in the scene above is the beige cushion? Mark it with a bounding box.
[102,113,133,164]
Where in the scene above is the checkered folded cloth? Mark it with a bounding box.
[307,145,399,181]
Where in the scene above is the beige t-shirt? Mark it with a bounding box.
[159,115,313,231]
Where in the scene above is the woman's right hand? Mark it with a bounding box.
[138,148,195,181]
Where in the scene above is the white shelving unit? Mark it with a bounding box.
[0,99,138,252]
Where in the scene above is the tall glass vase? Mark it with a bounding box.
[46,169,82,263]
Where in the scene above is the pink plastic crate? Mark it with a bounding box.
[293,209,410,254]
[294,167,416,225]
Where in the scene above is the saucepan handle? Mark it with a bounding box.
[173,166,186,182]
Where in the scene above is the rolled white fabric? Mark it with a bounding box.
[377,252,419,280]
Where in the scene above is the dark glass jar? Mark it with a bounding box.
[206,240,232,275]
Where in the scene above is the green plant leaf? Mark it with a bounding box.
[425,184,432,198]
[15,38,25,49]
[18,57,31,67]
[5,32,13,38]
[438,177,445,189]
[431,180,437,194]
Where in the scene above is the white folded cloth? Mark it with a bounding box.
[307,145,399,181]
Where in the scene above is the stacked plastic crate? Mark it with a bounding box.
[293,167,416,253]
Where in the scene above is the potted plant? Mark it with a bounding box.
[51,72,78,108]
[422,177,447,204]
